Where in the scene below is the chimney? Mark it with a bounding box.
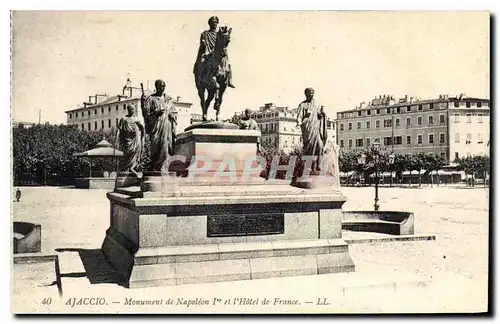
[88,96,93,104]
[410,97,414,103]
[177,96,181,102]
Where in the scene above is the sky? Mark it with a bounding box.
[11,11,490,124]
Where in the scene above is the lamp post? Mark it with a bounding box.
[357,139,395,211]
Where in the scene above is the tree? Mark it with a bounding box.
[421,153,446,187]
[13,124,119,186]
[391,153,408,186]
[414,153,427,186]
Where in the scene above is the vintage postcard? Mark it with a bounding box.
[11,10,490,314]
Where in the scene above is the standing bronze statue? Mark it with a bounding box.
[116,103,144,176]
[141,79,177,172]
[193,16,235,122]
[296,88,327,172]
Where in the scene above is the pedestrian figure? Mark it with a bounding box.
[15,188,21,202]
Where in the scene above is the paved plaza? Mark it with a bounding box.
[11,184,489,313]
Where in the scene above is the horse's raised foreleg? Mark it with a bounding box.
[214,84,227,122]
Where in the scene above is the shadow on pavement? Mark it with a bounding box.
[55,248,126,288]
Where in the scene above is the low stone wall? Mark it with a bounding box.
[13,222,42,253]
[74,178,116,189]
[342,211,414,235]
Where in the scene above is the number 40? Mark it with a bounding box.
[42,297,52,305]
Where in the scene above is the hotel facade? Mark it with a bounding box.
[65,80,196,134]
[336,94,490,163]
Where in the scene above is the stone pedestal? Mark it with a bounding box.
[102,127,354,288]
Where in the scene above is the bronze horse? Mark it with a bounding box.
[194,26,232,122]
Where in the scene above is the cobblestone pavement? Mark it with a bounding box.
[11,185,489,313]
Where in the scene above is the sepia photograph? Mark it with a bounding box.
[10,10,490,314]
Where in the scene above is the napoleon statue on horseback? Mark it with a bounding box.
[193,16,235,122]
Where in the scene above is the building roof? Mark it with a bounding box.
[73,137,123,157]
[337,96,490,115]
[65,92,193,114]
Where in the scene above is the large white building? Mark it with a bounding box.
[65,80,196,134]
[336,94,490,163]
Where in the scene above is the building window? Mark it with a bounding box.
[340,140,344,148]
[366,121,370,129]
[429,103,434,109]
[466,101,471,108]
[95,121,98,130]
[384,137,393,146]
[454,133,460,143]
[396,107,401,113]
[101,107,104,113]
[69,113,72,119]
[478,114,483,123]
[124,104,127,110]
[116,118,118,126]
[406,106,411,112]
[376,109,380,115]
[101,120,104,129]
[383,119,392,127]
[81,123,84,130]
[406,117,411,127]
[440,133,445,144]
[366,138,371,147]
[454,101,460,107]
[88,122,91,130]
[357,122,361,129]
[108,119,111,128]
[116,106,119,111]
[439,114,445,124]
[455,152,459,160]
[357,111,362,117]
[466,133,472,144]
[477,102,482,108]
[376,120,380,128]
[348,139,353,148]
[478,133,484,144]
[76,112,79,118]
[356,139,363,147]
[386,108,391,114]
[406,135,411,145]
[418,116,423,126]
[428,134,434,144]
[367,110,371,116]
[340,123,344,131]
[394,136,402,145]
[418,104,423,111]
[108,107,111,112]
[88,111,91,116]
[454,113,460,123]
[466,113,472,123]
[348,123,352,130]
[395,118,400,127]
[94,109,97,115]
[428,115,434,126]
[417,135,423,144]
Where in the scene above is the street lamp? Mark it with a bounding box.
[357,139,395,211]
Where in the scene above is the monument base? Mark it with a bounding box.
[103,226,353,288]
[102,182,354,288]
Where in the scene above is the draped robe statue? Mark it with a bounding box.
[142,82,177,172]
[117,104,144,174]
[296,88,326,171]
